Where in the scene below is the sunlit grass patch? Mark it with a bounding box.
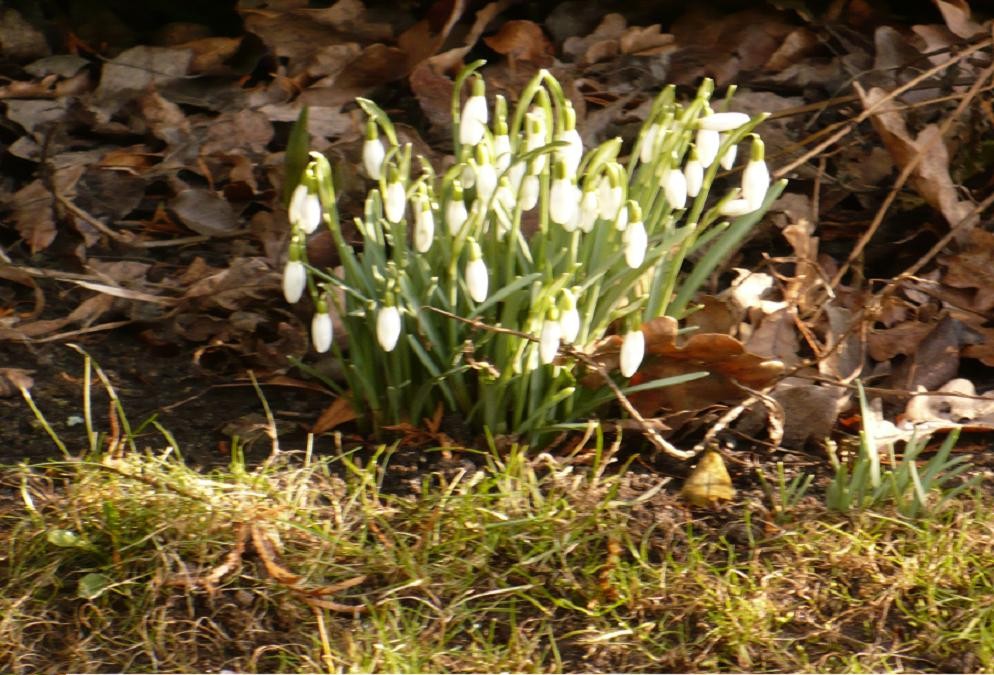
[2,432,994,673]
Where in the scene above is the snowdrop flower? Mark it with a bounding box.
[413,194,434,253]
[473,145,497,205]
[684,151,704,198]
[384,170,406,223]
[578,185,599,233]
[550,161,579,227]
[282,258,306,304]
[662,166,687,210]
[376,303,402,352]
[460,76,488,146]
[719,135,737,171]
[446,181,468,235]
[597,164,624,221]
[619,328,645,378]
[696,128,720,168]
[520,174,540,211]
[493,95,512,172]
[362,119,386,180]
[639,122,661,164]
[311,299,333,353]
[614,200,629,231]
[697,111,751,132]
[623,202,647,269]
[718,192,753,217]
[558,288,580,343]
[289,184,322,234]
[464,239,488,303]
[555,102,583,175]
[525,107,548,173]
[539,309,561,365]
[741,135,770,210]
[495,176,515,212]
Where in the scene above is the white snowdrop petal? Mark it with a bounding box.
[640,123,659,164]
[447,199,468,235]
[684,159,703,198]
[311,311,333,353]
[376,305,402,352]
[719,140,738,171]
[362,138,385,179]
[282,260,306,304]
[624,220,648,269]
[696,128,720,168]
[719,198,754,217]
[698,112,751,132]
[460,95,489,146]
[557,129,583,174]
[550,178,578,226]
[521,175,540,211]
[559,308,580,343]
[465,257,489,302]
[288,184,308,225]
[539,319,561,365]
[300,193,323,233]
[384,182,406,223]
[579,190,599,233]
[414,203,434,253]
[742,158,770,210]
[663,169,687,210]
[475,164,497,203]
[619,330,645,378]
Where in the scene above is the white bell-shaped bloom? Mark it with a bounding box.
[698,111,751,132]
[384,179,406,223]
[558,289,581,343]
[619,329,645,378]
[474,160,497,205]
[376,304,402,352]
[614,202,629,231]
[640,123,660,164]
[300,192,322,233]
[623,203,647,269]
[696,128,720,168]
[494,133,512,172]
[684,156,704,198]
[459,78,488,146]
[550,162,579,227]
[288,184,307,224]
[555,102,583,175]
[521,174,540,211]
[719,194,753,217]
[495,177,516,211]
[362,120,386,180]
[719,136,738,171]
[539,316,561,365]
[446,181,468,235]
[413,196,434,253]
[525,108,548,174]
[282,259,306,304]
[662,168,687,210]
[741,136,770,210]
[311,308,333,353]
[578,187,599,233]
[597,164,624,221]
[465,241,489,303]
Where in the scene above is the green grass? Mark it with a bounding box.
[2,430,994,673]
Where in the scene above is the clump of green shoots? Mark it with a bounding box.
[283,61,785,440]
[826,382,980,518]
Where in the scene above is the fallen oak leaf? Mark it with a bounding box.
[680,449,735,507]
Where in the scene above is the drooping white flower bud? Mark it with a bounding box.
[558,288,581,343]
[741,135,770,211]
[718,193,753,217]
[550,161,579,227]
[662,167,687,210]
[597,164,624,221]
[521,174,540,211]
[619,328,645,378]
[311,300,333,353]
[640,122,660,164]
[555,101,583,175]
[623,202,647,269]
[525,107,548,174]
[719,135,738,170]
[459,76,488,146]
[493,95,512,172]
[447,180,468,235]
[495,176,516,212]
[473,145,497,205]
[464,239,488,303]
[376,304,402,352]
[289,183,322,234]
[362,119,386,180]
[413,195,434,253]
[384,172,406,223]
[697,111,751,132]
[614,200,629,231]
[695,128,720,168]
[578,186,599,233]
[539,309,561,365]
[282,259,306,304]
[288,184,307,225]
[684,154,704,199]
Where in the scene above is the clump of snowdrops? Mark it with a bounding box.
[283,62,784,441]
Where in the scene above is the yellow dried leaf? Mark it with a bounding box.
[680,450,736,507]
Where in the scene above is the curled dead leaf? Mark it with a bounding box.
[680,450,735,507]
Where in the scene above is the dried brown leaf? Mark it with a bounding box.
[0,368,34,397]
[483,20,554,67]
[312,396,359,434]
